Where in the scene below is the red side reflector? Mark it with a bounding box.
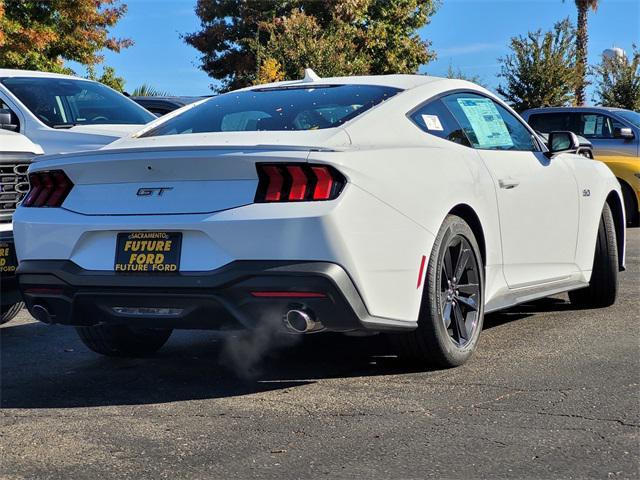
[311,166,333,200]
[416,255,427,289]
[250,291,327,298]
[287,166,308,201]
[263,166,284,202]
[23,287,64,295]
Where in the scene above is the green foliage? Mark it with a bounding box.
[0,0,131,72]
[565,0,600,104]
[85,65,126,92]
[497,19,577,112]
[445,63,486,88]
[184,0,438,92]
[593,46,640,110]
[130,84,172,97]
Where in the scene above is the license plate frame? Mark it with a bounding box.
[114,232,182,274]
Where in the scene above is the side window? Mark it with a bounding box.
[528,113,570,133]
[576,113,627,139]
[409,99,471,147]
[442,93,537,151]
[577,113,612,138]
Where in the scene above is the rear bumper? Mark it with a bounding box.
[17,260,415,332]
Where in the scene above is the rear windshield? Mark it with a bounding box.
[1,77,155,128]
[141,84,402,137]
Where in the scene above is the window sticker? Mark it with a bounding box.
[583,115,597,135]
[456,98,513,148]
[421,114,444,131]
[595,115,604,136]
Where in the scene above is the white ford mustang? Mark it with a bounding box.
[13,73,625,367]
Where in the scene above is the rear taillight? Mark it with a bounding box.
[22,170,74,208]
[255,163,345,203]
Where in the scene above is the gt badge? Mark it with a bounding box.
[137,187,173,197]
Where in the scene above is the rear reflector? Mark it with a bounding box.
[255,163,345,203]
[22,170,73,208]
[250,291,327,298]
[23,287,65,295]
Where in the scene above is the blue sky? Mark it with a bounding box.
[70,0,639,102]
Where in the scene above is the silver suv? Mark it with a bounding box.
[521,107,640,226]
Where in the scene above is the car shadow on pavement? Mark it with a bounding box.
[483,296,572,330]
[0,321,424,409]
[1,296,573,410]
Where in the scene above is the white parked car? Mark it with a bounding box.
[13,73,625,367]
[0,130,42,324]
[0,69,155,154]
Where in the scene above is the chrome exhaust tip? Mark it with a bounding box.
[283,308,324,334]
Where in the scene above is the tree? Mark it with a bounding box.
[85,65,126,92]
[184,0,437,92]
[0,0,132,73]
[593,47,640,110]
[130,84,172,97]
[445,63,486,88]
[497,19,577,112]
[566,0,599,105]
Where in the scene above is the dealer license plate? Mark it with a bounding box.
[0,240,18,275]
[114,232,182,273]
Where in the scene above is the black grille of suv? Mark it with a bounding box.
[1,153,33,223]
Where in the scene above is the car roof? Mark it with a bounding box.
[522,106,632,115]
[131,96,205,105]
[240,74,446,92]
[0,68,88,81]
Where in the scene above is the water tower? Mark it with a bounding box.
[603,47,627,62]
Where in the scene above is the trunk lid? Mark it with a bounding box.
[34,129,350,215]
[34,146,316,215]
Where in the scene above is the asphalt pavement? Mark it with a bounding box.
[1,229,639,479]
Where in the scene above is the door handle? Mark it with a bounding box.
[498,178,520,189]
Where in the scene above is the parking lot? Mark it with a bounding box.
[0,228,638,479]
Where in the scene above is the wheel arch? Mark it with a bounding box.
[448,204,486,266]
[605,190,625,271]
[617,177,639,225]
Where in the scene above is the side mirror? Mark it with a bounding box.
[614,127,634,139]
[0,109,19,132]
[545,131,580,158]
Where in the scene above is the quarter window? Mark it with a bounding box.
[409,99,471,147]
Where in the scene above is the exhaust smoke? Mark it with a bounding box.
[219,314,301,380]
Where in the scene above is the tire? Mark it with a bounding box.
[75,324,172,357]
[569,203,618,308]
[620,181,639,227]
[390,215,484,368]
[0,302,23,325]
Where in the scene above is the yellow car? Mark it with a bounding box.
[523,107,640,226]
